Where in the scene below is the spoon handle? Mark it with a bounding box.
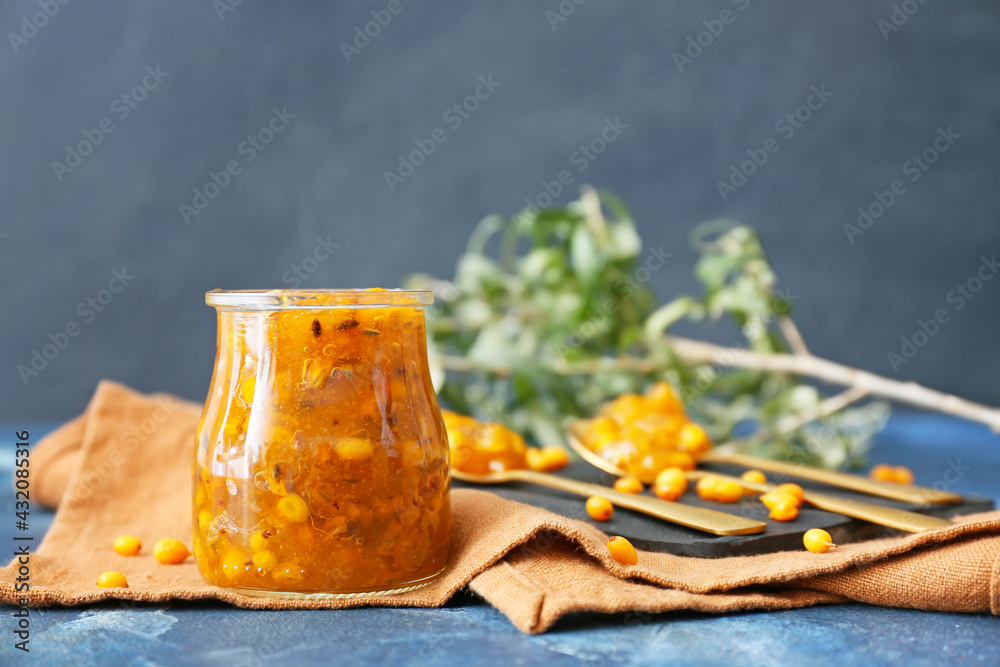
[507,469,766,536]
[688,471,952,533]
[701,451,962,505]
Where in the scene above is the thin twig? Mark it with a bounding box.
[778,316,809,356]
[666,336,1000,433]
[712,386,870,456]
[580,186,608,242]
[439,337,1000,432]
[771,386,869,438]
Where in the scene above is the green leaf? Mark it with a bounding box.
[570,224,602,287]
[408,189,889,470]
[467,215,505,255]
[644,297,693,341]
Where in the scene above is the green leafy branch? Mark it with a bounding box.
[406,188,1000,468]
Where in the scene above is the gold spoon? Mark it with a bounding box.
[685,470,951,533]
[451,468,766,536]
[567,420,963,505]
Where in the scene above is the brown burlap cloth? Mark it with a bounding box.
[3,381,999,633]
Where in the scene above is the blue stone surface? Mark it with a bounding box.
[1,415,998,666]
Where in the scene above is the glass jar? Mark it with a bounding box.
[192,289,451,597]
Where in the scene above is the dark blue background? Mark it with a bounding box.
[2,1,998,420]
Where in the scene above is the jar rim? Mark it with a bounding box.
[205,289,434,310]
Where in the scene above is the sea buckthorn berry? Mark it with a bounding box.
[607,536,638,566]
[769,498,799,521]
[525,448,543,471]
[740,469,767,485]
[803,528,836,553]
[240,377,256,405]
[249,530,270,552]
[870,464,914,485]
[277,494,310,523]
[892,466,914,485]
[252,550,278,570]
[677,423,711,455]
[273,561,308,585]
[776,483,805,507]
[97,571,129,588]
[614,476,644,494]
[334,437,374,462]
[222,551,249,579]
[526,447,571,472]
[654,467,688,501]
[869,463,895,482]
[153,539,190,564]
[759,491,798,511]
[586,495,614,522]
[715,479,743,504]
[113,535,141,557]
[443,410,528,474]
[696,475,721,501]
[645,382,682,414]
[661,451,696,472]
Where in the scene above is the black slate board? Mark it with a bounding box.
[452,461,994,557]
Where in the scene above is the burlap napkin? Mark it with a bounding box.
[3,381,999,633]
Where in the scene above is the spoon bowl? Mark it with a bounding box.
[567,422,956,532]
[566,420,962,505]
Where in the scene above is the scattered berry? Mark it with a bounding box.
[97,571,129,588]
[653,467,688,501]
[803,528,836,553]
[769,498,799,521]
[759,490,799,511]
[776,483,805,507]
[740,469,767,485]
[715,479,743,504]
[526,447,571,473]
[696,475,721,501]
[112,535,141,557]
[613,476,644,494]
[586,495,614,521]
[153,539,190,565]
[607,536,638,565]
[870,464,914,485]
[661,451,696,472]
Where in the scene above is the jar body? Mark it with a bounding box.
[193,291,450,597]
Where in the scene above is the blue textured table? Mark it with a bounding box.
[2,415,998,666]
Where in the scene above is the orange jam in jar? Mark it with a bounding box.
[193,289,450,597]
